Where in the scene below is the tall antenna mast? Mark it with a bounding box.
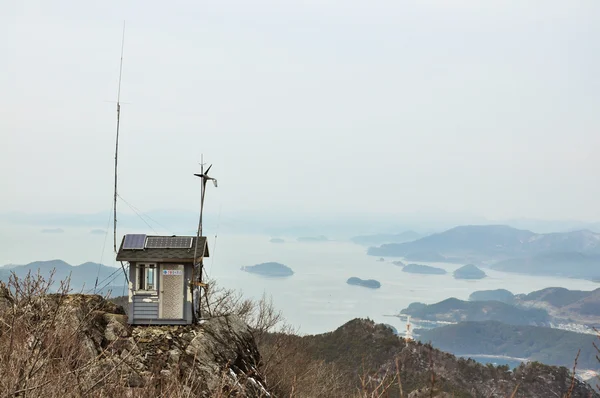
[113,21,126,253]
[192,155,218,321]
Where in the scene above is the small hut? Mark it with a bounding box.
[116,234,208,325]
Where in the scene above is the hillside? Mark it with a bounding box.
[469,289,515,303]
[0,259,126,293]
[519,287,593,307]
[367,225,600,279]
[368,225,600,257]
[453,287,600,327]
[401,298,550,325]
[418,320,599,369]
[491,252,600,280]
[264,318,598,397]
[514,287,600,326]
[367,225,536,258]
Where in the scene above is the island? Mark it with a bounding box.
[241,262,294,277]
[297,235,328,242]
[469,289,514,303]
[346,277,381,289]
[402,264,447,275]
[400,298,550,325]
[453,264,486,280]
[269,238,285,244]
[392,260,405,267]
[377,257,385,262]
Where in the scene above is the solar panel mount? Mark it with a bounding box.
[145,236,193,249]
[122,234,147,250]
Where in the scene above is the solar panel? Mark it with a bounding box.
[122,234,147,250]
[145,236,193,249]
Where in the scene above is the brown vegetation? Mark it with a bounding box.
[1,271,598,397]
[0,272,267,397]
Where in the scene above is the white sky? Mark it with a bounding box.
[2,0,599,222]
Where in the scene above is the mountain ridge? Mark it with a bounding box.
[0,259,126,293]
[272,317,598,397]
[418,320,599,370]
[368,225,600,258]
[367,225,600,279]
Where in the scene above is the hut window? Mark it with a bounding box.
[137,264,157,291]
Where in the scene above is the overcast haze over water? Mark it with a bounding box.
[2,225,598,335]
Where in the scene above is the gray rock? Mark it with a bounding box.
[24,294,272,397]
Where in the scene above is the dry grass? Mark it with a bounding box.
[1,272,595,398]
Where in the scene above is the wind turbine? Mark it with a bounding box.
[192,157,218,321]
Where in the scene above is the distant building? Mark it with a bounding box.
[116,234,208,325]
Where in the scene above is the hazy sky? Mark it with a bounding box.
[2,0,600,222]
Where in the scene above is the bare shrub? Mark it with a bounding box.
[0,271,214,398]
[201,278,355,397]
[201,278,287,341]
[0,271,108,396]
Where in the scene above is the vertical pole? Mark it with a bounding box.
[191,156,216,322]
[192,156,205,322]
[113,101,120,253]
[113,21,125,253]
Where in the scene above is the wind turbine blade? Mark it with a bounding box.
[205,164,212,174]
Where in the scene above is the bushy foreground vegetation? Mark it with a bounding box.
[1,270,598,397]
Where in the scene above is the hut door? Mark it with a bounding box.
[159,264,184,319]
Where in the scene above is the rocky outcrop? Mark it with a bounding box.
[1,293,270,397]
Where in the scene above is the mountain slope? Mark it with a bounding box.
[368,225,600,259]
[368,225,535,258]
[469,289,515,303]
[461,286,600,327]
[0,260,126,293]
[514,287,600,325]
[491,252,600,280]
[264,318,598,397]
[418,320,599,369]
[401,297,550,325]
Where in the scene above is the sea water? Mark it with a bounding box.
[0,225,598,335]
